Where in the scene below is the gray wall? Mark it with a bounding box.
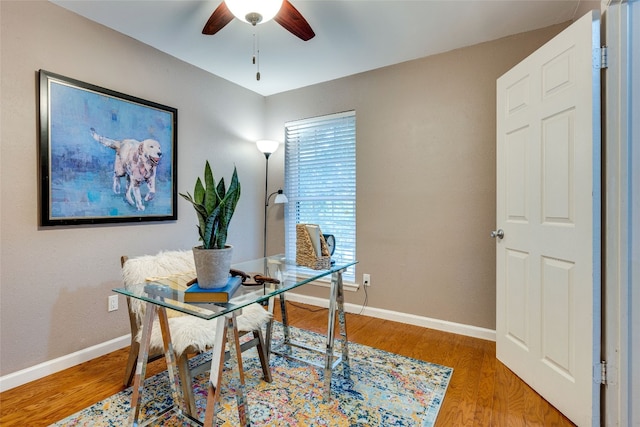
[264,23,569,330]
[0,1,267,375]
[1,0,572,377]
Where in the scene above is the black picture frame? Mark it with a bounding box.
[39,70,178,226]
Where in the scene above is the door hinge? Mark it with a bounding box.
[599,360,607,385]
[595,46,608,69]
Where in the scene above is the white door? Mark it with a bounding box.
[495,10,601,426]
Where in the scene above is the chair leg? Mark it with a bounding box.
[253,329,272,383]
[124,340,139,387]
[177,353,197,417]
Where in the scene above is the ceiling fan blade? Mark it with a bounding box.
[274,0,315,41]
[202,1,234,35]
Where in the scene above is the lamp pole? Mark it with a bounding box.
[256,140,280,258]
[262,151,271,258]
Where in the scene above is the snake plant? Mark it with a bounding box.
[180,161,241,249]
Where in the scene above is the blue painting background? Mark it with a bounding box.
[48,81,175,219]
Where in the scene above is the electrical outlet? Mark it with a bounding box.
[363,273,371,287]
[108,295,118,312]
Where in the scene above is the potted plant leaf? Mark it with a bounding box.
[180,161,241,288]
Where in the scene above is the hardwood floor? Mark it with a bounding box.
[0,302,575,426]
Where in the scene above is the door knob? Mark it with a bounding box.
[490,229,504,239]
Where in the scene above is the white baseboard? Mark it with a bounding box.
[284,293,497,342]
[0,296,495,393]
[0,335,130,393]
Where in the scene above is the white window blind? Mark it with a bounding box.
[284,111,356,281]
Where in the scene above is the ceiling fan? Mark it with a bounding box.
[202,0,315,41]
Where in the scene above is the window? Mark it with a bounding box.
[284,111,356,281]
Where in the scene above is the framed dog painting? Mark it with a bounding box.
[39,70,178,226]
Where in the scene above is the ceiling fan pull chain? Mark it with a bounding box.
[255,30,261,81]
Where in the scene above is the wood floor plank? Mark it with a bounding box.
[494,361,528,427]
[0,301,575,426]
[455,336,492,426]
[436,334,485,426]
[472,343,497,426]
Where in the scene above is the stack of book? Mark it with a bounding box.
[145,274,242,303]
[183,276,242,303]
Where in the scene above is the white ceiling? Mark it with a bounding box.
[51,0,594,96]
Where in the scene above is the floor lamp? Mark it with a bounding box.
[257,140,288,258]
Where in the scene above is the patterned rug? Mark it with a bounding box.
[52,324,453,426]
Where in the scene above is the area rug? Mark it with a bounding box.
[52,323,453,426]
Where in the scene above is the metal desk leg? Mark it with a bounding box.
[323,268,349,402]
[157,306,189,416]
[336,270,351,380]
[129,304,188,426]
[228,313,248,424]
[204,313,249,426]
[129,303,155,425]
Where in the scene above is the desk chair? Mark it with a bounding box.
[121,250,272,415]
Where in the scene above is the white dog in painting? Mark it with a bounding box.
[90,128,162,211]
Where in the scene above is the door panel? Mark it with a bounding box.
[505,249,529,349]
[540,256,574,378]
[496,10,601,426]
[505,127,529,221]
[542,111,574,223]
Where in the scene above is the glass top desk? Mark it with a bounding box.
[114,255,358,426]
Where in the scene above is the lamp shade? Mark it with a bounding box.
[274,192,288,204]
[256,139,280,155]
[226,0,283,25]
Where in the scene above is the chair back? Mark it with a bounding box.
[121,250,196,323]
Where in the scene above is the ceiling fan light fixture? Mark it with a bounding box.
[226,0,284,26]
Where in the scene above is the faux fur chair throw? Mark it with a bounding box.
[122,250,272,356]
